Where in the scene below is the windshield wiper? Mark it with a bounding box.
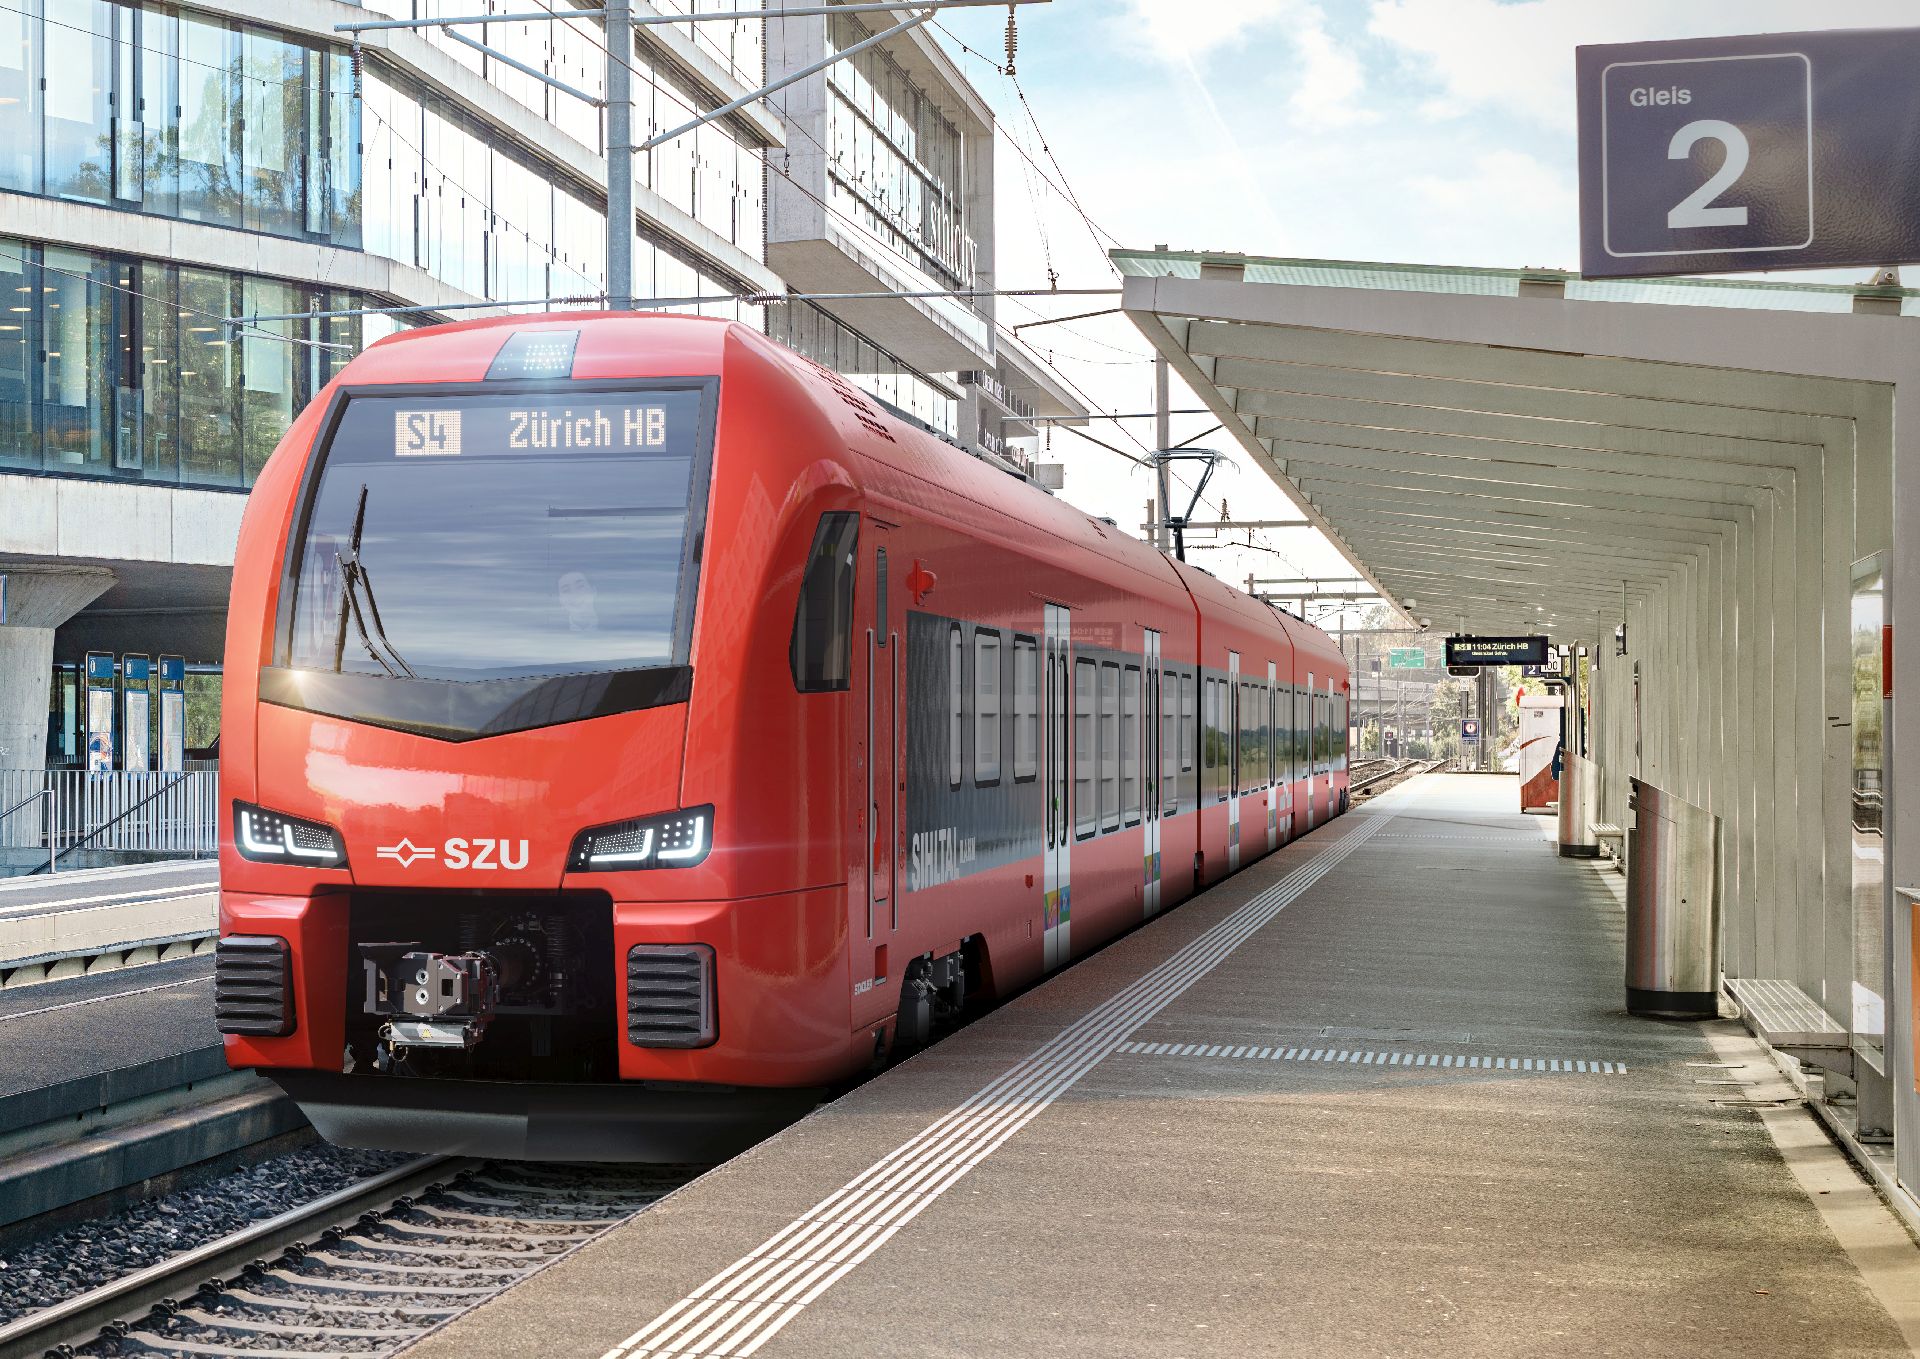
[330,484,417,680]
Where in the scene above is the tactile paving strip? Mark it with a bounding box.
[1116,1040,1628,1075]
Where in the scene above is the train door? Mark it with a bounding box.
[1266,660,1279,852]
[1144,628,1162,916]
[851,530,899,1029]
[1043,603,1072,968]
[1303,672,1315,831]
[1226,650,1241,872]
[1324,674,1337,816]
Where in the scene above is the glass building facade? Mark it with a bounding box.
[767,298,958,437]
[0,237,370,487]
[825,9,972,288]
[0,2,361,245]
[0,0,772,491]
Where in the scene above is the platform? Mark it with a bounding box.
[0,954,220,1120]
[0,860,218,980]
[405,774,1920,1358]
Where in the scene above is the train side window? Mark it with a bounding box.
[1161,667,1179,814]
[788,511,859,692]
[974,630,1002,785]
[1099,661,1120,833]
[1267,684,1278,786]
[1180,672,1194,775]
[1121,664,1141,827]
[1074,659,1097,839]
[1337,690,1349,768]
[1302,676,1314,778]
[1247,682,1259,791]
[948,626,963,788]
[1199,678,1212,800]
[1012,635,1039,782]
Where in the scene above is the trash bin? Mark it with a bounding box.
[1558,749,1599,857]
[1625,777,1720,1018]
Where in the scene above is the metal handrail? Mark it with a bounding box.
[37,772,197,874]
[0,788,54,875]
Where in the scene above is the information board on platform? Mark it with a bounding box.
[84,652,114,773]
[122,654,151,773]
[1445,636,1550,668]
[1578,28,1920,277]
[159,656,186,773]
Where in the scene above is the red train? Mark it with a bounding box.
[215,314,1351,1159]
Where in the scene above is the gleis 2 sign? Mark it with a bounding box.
[1578,28,1920,278]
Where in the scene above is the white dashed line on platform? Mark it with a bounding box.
[1115,1040,1628,1075]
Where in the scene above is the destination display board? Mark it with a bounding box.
[1445,635,1550,668]
[1578,28,1920,277]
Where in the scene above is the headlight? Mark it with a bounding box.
[569,805,712,871]
[233,801,348,867]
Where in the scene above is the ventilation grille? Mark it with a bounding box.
[627,944,716,1049]
[808,359,897,443]
[215,935,294,1037]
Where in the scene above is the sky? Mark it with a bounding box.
[924,0,1918,628]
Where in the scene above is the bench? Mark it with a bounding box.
[1725,976,1853,1077]
[1587,823,1626,871]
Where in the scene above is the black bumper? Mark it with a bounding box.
[270,1071,819,1163]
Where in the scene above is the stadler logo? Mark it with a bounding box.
[375,837,530,870]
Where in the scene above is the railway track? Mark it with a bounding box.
[0,1156,697,1359]
[1351,758,1444,795]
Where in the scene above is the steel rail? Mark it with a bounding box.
[1350,759,1444,794]
[0,1155,460,1359]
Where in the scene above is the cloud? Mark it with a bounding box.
[1368,0,1920,130]
[1289,8,1377,128]
[1115,0,1299,62]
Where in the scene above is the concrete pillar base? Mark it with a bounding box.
[0,563,115,776]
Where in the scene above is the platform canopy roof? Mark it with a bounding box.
[1116,249,1911,641]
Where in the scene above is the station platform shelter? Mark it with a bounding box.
[1115,251,1919,1227]
[405,774,1920,1358]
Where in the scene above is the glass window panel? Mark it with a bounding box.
[138,260,177,480]
[44,0,111,203]
[41,248,112,472]
[177,267,239,485]
[1099,661,1119,832]
[240,278,295,484]
[179,15,240,226]
[135,8,177,215]
[243,31,305,236]
[948,625,963,788]
[1012,635,1038,781]
[0,0,38,191]
[974,630,1000,784]
[1074,658,1095,839]
[287,388,707,679]
[1160,668,1178,813]
[1121,665,1140,825]
[0,239,36,469]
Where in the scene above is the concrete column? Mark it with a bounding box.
[0,564,114,772]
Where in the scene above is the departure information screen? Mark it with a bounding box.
[386,392,695,460]
[1444,635,1551,667]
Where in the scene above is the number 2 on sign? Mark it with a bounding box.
[1667,118,1750,229]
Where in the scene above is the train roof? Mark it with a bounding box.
[327,312,1346,668]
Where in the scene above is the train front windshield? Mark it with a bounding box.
[286,387,713,683]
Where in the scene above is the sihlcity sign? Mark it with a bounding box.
[1578,28,1920,278]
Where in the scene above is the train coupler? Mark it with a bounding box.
[362,945,501,1054]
